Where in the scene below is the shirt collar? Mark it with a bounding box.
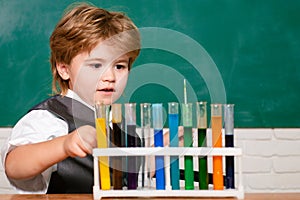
[64,90,112,123]
[65,89,94,111]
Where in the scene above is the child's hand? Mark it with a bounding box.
[178,126,184,147]
[63,125,97,157]
[163,126,184,147]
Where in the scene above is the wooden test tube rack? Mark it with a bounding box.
[93,147,244,199]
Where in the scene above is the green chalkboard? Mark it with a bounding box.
[1,0,300,127]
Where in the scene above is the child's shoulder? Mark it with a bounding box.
[29,95,67,112]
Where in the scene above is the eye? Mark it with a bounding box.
[92,63,102,68]
[115,64,127,70]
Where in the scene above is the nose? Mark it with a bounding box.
[101,66,115,83]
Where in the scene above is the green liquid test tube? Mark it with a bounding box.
[196,101,208,190]
[182,103,194,190]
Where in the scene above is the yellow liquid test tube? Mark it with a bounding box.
[95,102,111,190]
[211,104,224,190]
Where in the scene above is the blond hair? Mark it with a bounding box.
[50,2,140,95]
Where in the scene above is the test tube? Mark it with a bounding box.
[196,101,208,190]
[211,104,224,190]
[182,103,194,190]
[224,104,235,189]
[95,102,111,190]
[140,103,152,188]
[168,102,180,190]
[152,103,165,190]
[125,103,138,190]
[111,104,123,189]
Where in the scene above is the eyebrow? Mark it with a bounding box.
[115,54,131,63]
[115,58,130,63]
[84,58,104,63]
[84,56,129,64]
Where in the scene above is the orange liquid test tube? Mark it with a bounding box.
[211,104,224,190]
[95,102,111,190]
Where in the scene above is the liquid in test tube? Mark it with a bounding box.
[95,102,111,190]
[196,101,208,190]
[224,104,235,189]
[211,104,224,190]
[111,104,123,189]
[125,103,138,190]
[152,103,165,190]
[182,103,194,190]
[168,102,180,190]
[140,103,152,188]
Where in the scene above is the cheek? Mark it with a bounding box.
[74,68,99,105]
[116,73,128,92]
[112,74,128,101]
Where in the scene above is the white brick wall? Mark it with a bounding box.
[0,128,300,194]
[0,128,15,194]
[236,128,300,192]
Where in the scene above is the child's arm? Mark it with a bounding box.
[5,125,96,180]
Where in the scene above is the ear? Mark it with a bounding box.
[56,63,70,80]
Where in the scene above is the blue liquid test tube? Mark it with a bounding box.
[125,103,138,190]
[152,103,165,190]
[168,102,180,190]
[224,104,235,189]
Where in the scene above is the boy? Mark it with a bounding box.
[1,2,140,193]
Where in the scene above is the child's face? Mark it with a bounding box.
[65,41,130,106]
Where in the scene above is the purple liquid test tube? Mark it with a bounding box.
[125,103,138,189]
[224,104,235,189]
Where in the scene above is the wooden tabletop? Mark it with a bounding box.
[0,193,299,200]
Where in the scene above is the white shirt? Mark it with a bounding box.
[1,90,93,193]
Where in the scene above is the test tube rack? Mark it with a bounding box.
[93,147,244,199]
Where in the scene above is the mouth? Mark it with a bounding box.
[97,88,115,93]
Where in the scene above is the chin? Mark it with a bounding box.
[101,98,115,105]
[93,93,121,105]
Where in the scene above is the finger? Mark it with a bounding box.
[178,126,184,137]
[76,131,92,154]
[67,143,87,158]
[86,129,97,148]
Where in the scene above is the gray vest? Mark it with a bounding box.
[31,95,142,193]
[30,95,94,193]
